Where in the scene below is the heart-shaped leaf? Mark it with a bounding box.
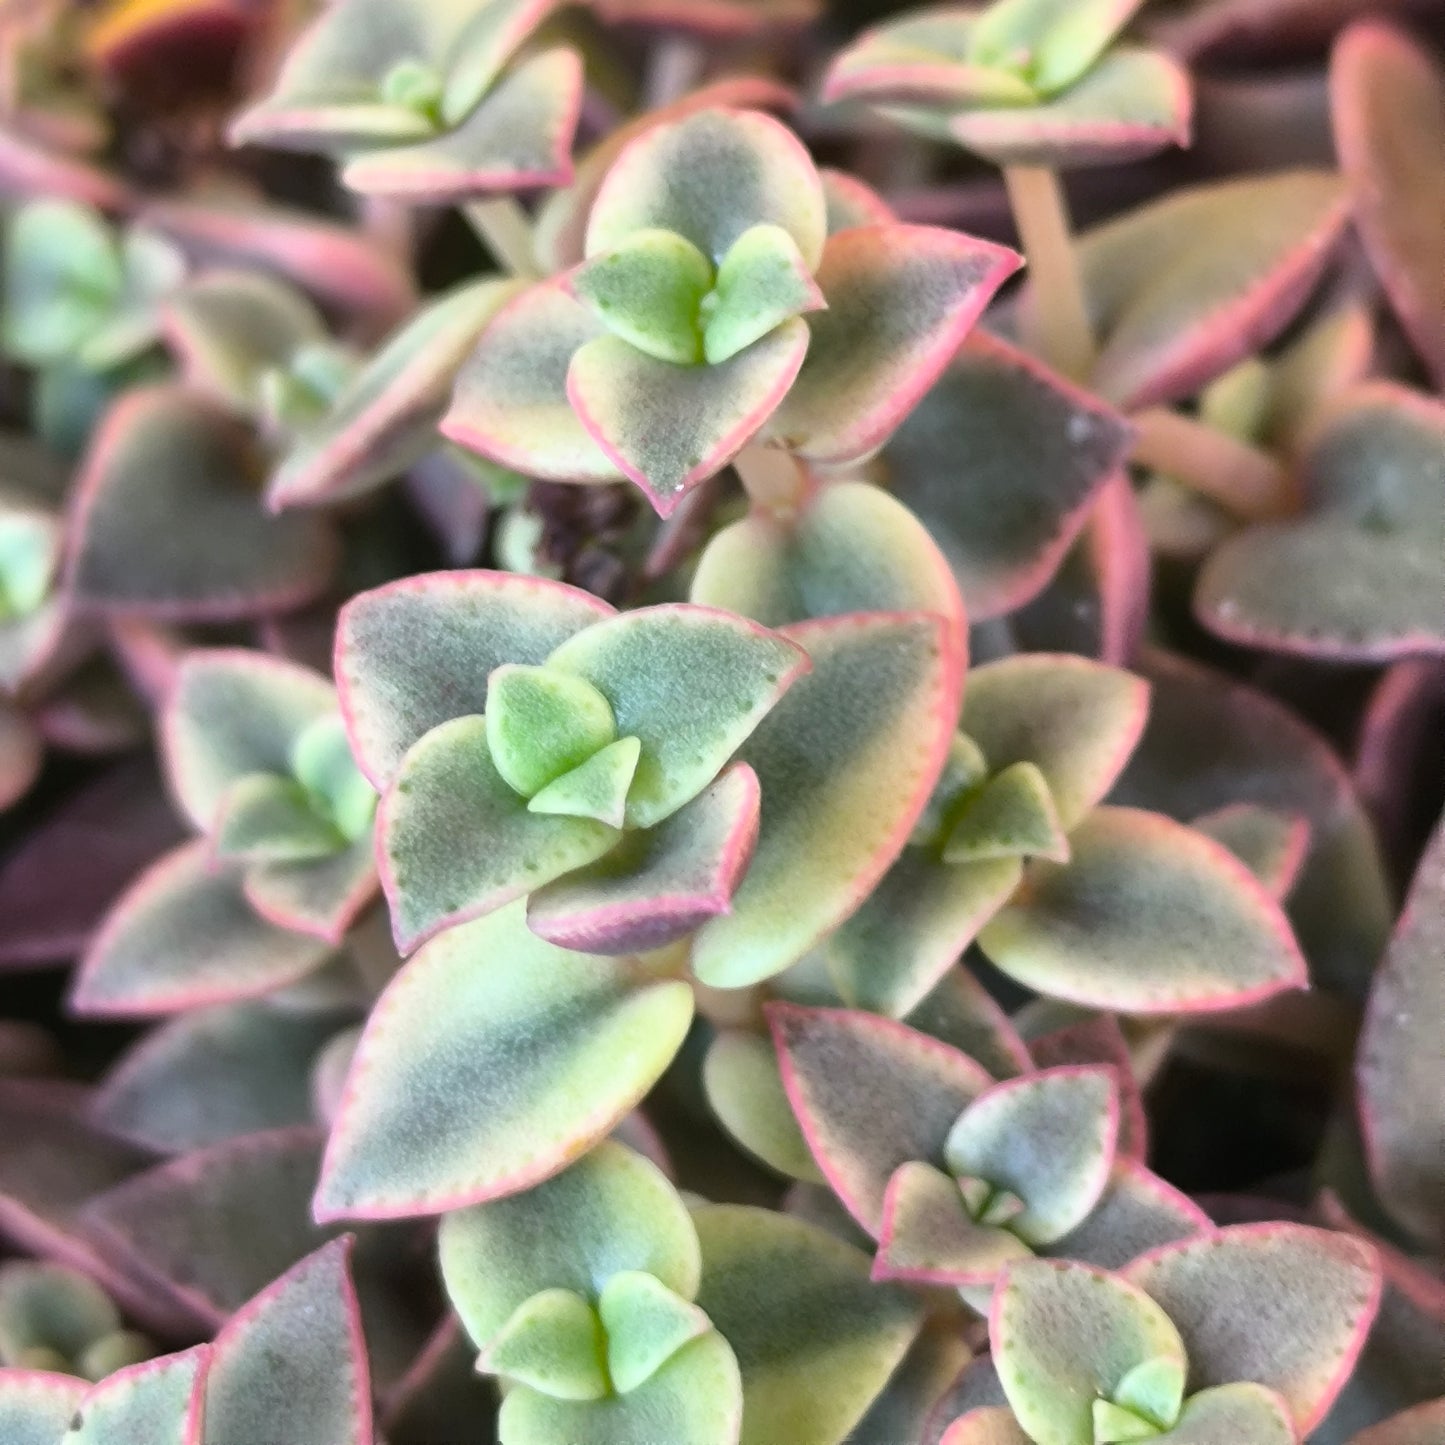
[978,806,1307,1013]
[1357,814,1445,1250]
[528,763,760,953]
[486,663,618,799]
[1331,22,1445,386]
[764,225,1019,465]
[1124,1223,1382,1434]
[61,1344,209,1445]
[693,1202,924,1445]
[599,1271,713,1395]
[944,1067,1119,1246]
[65,387,337,620]
[993,1258,1188,1445]
[336,569,613,790]
[703,224,826,365]
[482,1288,610,1400]
[962,654,1150,830]
[71,843,335,1016]
[545,604,807,829]
[527,738,642,828]
[880,333,1133,620]
[202,1237,372,1445]
[440,1140,700,1350]
[268,277,522,509]
[769,1004,993,1233]
[0,1370,88,1445]
[691,478,965,630]
[1196,385,1445,662]
[702,1028,824,1183]
[692,612,964,988]
[314,903,693,1219]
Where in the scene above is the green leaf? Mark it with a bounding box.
[1152,1384,1295,1445]
[968,0,1146,95]
[0,505,61,622]
[1113,1355,1186,1431]
[315,910,693,1219]
[290,715,376,842]
[599,1271,713,1394]
[702,1028,825,1183]
[703,224,825,365]
[377,714,620,952]
[545,604,807,829]
[0,1372,88,1445]
[992,1258,1187,1445]
[213,774,345,863]
[978,806,1307,1014]
[61,1345,208,1445]
[486,663,618,799]
[0,1262,121,1364]
[1092,1400,1157,1442]
[484,1289,609,1401]
[693,1203,924,1445]
[943,762,1070,864]
[528,737,642,829]
[571,228,713,367]
[439,1139,701,1349]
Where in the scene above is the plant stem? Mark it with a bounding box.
[645,35,705,109]
[465,197,539,277]
[1132,407,1298,520]
[733,444,809,518]
[1003,164,1095,382]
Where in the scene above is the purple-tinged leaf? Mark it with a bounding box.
[442,279,622,484]
[91,1003,341,1154]
[978,806,1308,1013]
[202,1238,372,1445]
[61,1344,209,1445]
[528,763,760,953]
[693,1203,923,1445]
[925,1354,1010,1445]
[881,332,1133,620]
[849,1318,973,1445]
[1331,22,1445,386]
[905,968,1033,1080]
[1357,814,1445,1250]
[71,843,335,1016]
[586,107,826,269]
[268,278,522,510]
[0,1369,88,1445]
[1048,1159,1210,1272]
[1347,1401,1445,1445]
[768,1004,993,1234]
[65,387,337,620]
[765,225,1018,465]
[335,569,613,790]
[691,478,965,630]
[1191,803,1310,900]
[1028,1013,1147,1160]
[702,1028,825,1183]
[314,903,693,1220]
[1124,1223,1382,1434]
[341,48,582,200]
[693,612,965,988]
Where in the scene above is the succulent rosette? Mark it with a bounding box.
[445,105,1020,515]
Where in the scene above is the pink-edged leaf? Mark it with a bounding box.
[377,713,619,954]
[0,1368,89,1445]
[335,569,613,790]
[768,1004,993,1235]
[992,1258,1187,1445]
[850,1321,985,1445]
[941,1409,1032,1445]
[1112,647,1392,999]
[62,1344,209,1445]
[528,762,760,953]
[926,1356,1011,1445]
[821,169,894,233]
[0,125,124,210]
[692,611,965,988]
[881,332,1132,620]
[1331,22,1445,386]
[567,318,809,516]
[1124,1223,1383,1433]
[944,47,1192,168]
[1150,1383,1297,1445]
[586,107,826,269]
[341,47,582,200]
[1028,1013,1147,1159]
[71,842,334,1017]
[1196,385,1445,662]
[691,477,964,629]
[1191,803,1310,900]
[77,1128,336,1330]
[702,1028,825,1183]
[978,806,1307,1014]
[163,648,336,832]
[944,1067,1119,1246]
[1048,1158,1210,1272]
[203,1237,371,1445]
[65,386,337,620]
[963,653,1150,831]
[1347,1401,1445,1445]
[91,1002,340,1154]
[268,277,522,509]
[822,852,1022,1020]
[905,967,1034,1081]
[544,603,809,828]
[243,838,378,946]
[1063,169,1349,409]
[314,902,693,1220]
[1357,814,1445,1250]
[693,1202,923,1445]
[764,225,1019,465]
[442,278,622,483]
